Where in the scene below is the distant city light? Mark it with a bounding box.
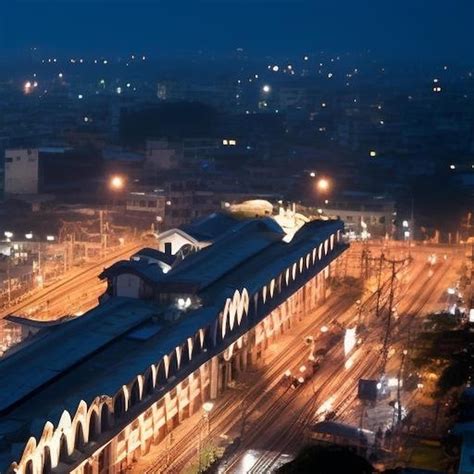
[262,84,271,93]
[327,73,333,78]
[304,56,309,61]
[116,87,122,95]
[103,59,108,65]
[58,73,63,79]
[4,231,13,239]
[321,102,327,108]
[450,164,456,170]
[84,116,89,123]
[309,171,316,178]
[402,220,409,228]
[46,235,55,242]
[369,150,377,158]
[78,94,84,100]
[25,233,33,240]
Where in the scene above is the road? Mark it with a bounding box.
[131,244,462,474]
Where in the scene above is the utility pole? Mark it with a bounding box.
[375,253,385,319]
[381,256,410,375]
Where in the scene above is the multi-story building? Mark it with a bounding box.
[0,214,346,474]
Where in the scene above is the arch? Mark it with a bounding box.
[324,239,329,255]
[292,263,297,281]
[42,445,52,474]
[312,247,317,264]
[74,421,86,451]
[100,403,111,432]
[318,243,323,260]
[241,288,250,318]
[156,360,167,385]
[114,390,126,418]
[299,256,304,273]
[25,460,34,474]
[306,253,311,269]
[285,268,290,286]
[130,379,140,407]
[143,367,154,397]
[262,285,267,304]
[180,342,190,366]
[59,433,69,463]
[187,337,194,361]
[175,345,182,369]
[330,233,335,250]
[269,279,275,298]
[169,351,179,376]
[88,409,99,442]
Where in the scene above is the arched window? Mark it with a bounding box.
[75,422,85,450]
[59,434,69,463]
[25,460,33,474]
[130,380,140,407]
[100,404,110,432]
[143,369,154,397]
[89,410,99,442]
[114,391,126,417]
[156,361,167,385]
[43,446,52,474]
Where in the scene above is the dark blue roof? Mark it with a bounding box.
[180,212,240,241]
[132,247,176,266]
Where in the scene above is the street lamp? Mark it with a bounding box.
[109,175,125,191]
[4,231,13,241]
[316,178,330,193]
[25,232,33,240]
[198,402,214,471]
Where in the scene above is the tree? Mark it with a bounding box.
[277,445,374,474]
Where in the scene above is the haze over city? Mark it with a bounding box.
[0,2,473,474]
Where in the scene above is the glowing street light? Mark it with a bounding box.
[46,235,55,242]
[4,231,13,240]
[25,233,33,240]
[110,175,125,191]
[202,401,214,414]
[316,178,330,193]
[262,84,271,93]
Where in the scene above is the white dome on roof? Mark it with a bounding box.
[229,200,273,217]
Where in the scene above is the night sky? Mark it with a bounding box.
[1,0,473,62]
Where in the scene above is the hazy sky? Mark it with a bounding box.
[1,1,473,62]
